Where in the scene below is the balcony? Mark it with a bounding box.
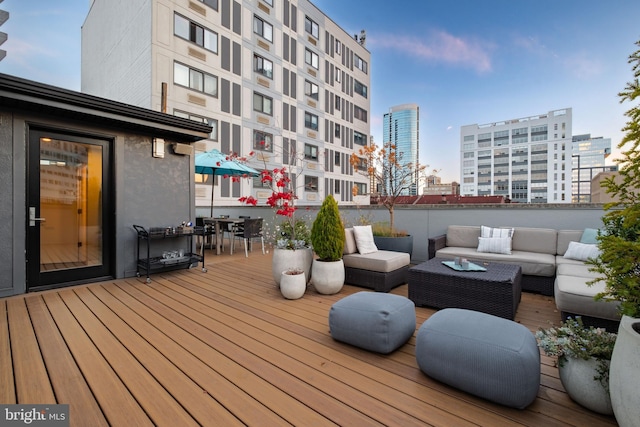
[1,233,617,425]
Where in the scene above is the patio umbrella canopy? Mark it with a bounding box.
[195,149,259,216]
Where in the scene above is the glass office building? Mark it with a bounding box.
[382,103,420,195]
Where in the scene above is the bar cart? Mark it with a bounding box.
[133,224,207,282]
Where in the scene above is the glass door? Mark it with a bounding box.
[27,129,113,291]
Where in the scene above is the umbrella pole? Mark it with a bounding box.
[210,177,214,217]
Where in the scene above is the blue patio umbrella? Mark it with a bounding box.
[195,149,260,216]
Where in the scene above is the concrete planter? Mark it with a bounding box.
[272,247,313,286]
[609,315,640,426]
[558,356,613,415]
[311,259,344,295]
[280,270,306,299]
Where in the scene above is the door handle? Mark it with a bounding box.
[29,207,46,226]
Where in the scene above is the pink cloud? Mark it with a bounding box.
[371,30,493,73]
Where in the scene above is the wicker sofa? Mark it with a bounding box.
[428,225,621,329]
[342,227,411,292]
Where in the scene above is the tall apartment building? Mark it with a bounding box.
[382,103,419,195]
[571,134,616,202]
[460,108,573,203]
[81,0,371,209]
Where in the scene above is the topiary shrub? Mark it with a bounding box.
[311,195,345,261]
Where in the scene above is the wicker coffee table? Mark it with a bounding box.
[408,258,522,319]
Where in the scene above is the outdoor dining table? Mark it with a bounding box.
[203,217,244,255]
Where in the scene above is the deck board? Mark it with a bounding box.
[0,251,618,426]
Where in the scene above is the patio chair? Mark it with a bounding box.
[231,218,265,257]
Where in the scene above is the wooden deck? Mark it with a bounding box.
[1,251,618,426]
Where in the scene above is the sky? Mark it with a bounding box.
[1,1,639,182]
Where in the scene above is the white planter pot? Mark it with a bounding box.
[609,315,640,426]
[280,271,306,299]
[558,356,613,415]
[311,259,344,295]
[272,247,313,286]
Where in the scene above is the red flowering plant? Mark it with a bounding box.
[236,139,312,250]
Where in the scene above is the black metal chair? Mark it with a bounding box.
[231,218,265,257]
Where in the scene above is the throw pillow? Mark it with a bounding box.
[580,228,599,245]
[564,241,600,261]
[481,225,515,239]
[353,225,378,255]
[343,228,357,254]
[477,236,512,255]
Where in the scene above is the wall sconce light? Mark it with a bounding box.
[152,138,165,158]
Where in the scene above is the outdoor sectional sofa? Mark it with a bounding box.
[428,225,621,329]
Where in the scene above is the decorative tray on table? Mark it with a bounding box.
[442,260,487,272]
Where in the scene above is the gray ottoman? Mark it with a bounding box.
[329,292,416,354]
[416,308,540,409]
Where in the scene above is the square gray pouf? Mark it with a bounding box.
[415,308,540,409]
[329,292,416,354]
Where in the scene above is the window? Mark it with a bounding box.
[354,54,368,73]
[305,16,319,39]
[304,80,319,100]
[305,48,319,69]
[197,0,218,10]
[355,156,367,171]
[262,0,273,6]
[334,180,340,193]
[304,143,318,161]
[335,68,341,82]
[334,152,340,165]
[334,123,340,138]
[254,53,273,79]
[174,62,217,96]
[354,106,367,122]
[304,112,318,130]
[354,182,367,195]
[174,110,218,140]
[253,169,270,188]
[174,13,218,53]
[304,175,319,191]
[335,95,341,110]
[253,130,273,152]
[354,80,367,98]
[253,92,273,115]
[354,131,366,146]
[253,15,273,42]
[335,40,342,55]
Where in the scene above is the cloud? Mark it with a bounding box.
[371,30,493,73]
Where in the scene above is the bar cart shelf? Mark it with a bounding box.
[133,224,206,283]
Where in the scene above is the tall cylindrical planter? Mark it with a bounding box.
[272,247,313,286]
[558,356,613,415]
[311,259,344,295]
[280,270,306,299]
[609,315,640,426]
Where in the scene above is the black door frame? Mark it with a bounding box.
[26,127,115,291]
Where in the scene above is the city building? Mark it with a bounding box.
[382,103,420,195]
[421,174,459,196]
[571,134,617,202]
[460,108,573,203]
[81,0,371,210]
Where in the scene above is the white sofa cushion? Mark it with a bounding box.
[436,247,556,277]
[343,250,410,273]
[445,225,481,248]
[481,225,514,238]
[477,236,512,254]
[353,225,378,254]
[511,227,557,254]
[555,275,620,321]
[564,241,600,261]
[343,228,357,254]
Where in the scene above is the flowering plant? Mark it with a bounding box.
[239,162,310,250]
[535,317,617,390]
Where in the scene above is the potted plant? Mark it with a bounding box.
[279,267,306,299]
[310,195,345,294]
[350,141,425,257]
[586,39,640,427]
[536,317,617,414]
[238,138,314,286]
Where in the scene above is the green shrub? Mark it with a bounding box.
[311,195,345,261]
